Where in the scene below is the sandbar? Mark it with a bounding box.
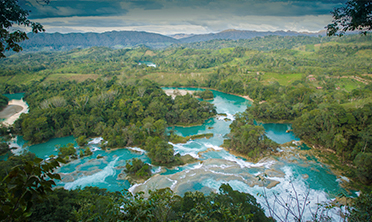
[164,89,195,99]
[0,105,23,119]
[0,99,29,126]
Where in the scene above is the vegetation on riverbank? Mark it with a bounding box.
[193,89,214,100]
[5,79,215,166]
[0,95,8,111]
[169,133,214,143]
[223,111,279,160]
[124,158,152,181]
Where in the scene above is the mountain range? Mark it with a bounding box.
[18,29,326,53]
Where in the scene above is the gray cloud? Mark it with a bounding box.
[21,0,128,18]
[129,1,164,10]
[23,0,346,34]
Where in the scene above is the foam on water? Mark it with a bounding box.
[64,156,119,190]
[201,178,222,191]
[192,162,203,169]
[206,164,232,169]
[223,153,275,168]
[151,166,162,174]
[128,177,152,194]
[9,137,27,155]
[253,166,342,221]
[202,143,223,151]
[217,112,235,121]
[167,178,178,190]
[88,137,103,145]
[197,165,342,221]
[127,147,146,154]
[90,146,101,152]
[169,141,202,159]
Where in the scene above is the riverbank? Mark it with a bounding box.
[0,99,28,126]
[256,119,294,124]
[297,140,360,191]
[234,94,254,102]
[163,86,255,103]
[164,89,195,99]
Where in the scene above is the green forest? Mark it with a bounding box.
[6,79,215,166]
[1,34,372,221]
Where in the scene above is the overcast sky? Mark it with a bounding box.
[19,0,347,35]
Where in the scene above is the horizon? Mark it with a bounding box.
[25,28,327,37]
[18,0,347,35]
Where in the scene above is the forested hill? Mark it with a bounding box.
[177,29,324,43]
[19,31,179,52]
[14,29,327,54]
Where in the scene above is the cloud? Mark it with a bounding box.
[21,0,127,18]
[128,1,164,10]
[22,0,344,34]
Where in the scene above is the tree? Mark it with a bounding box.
[349,191,372,221]
[354,152,372,185]
[0,157,62,221]
[327,0,372,36]
[0,0,49,58]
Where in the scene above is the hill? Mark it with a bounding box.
[13,29,329,54]
[178,29,325,43]
[18,31,179,53]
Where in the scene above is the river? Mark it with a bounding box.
[7,89,354,220]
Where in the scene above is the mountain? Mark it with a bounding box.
[14,29,328,54]
[178,29,325,43]
[19,31,179,52]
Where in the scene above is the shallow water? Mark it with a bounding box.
[3,93,25,101]
[9,88,353,221]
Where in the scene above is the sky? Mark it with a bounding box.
[19,0,347,35]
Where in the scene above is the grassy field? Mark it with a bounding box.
[342,97,372,109]
[3,74,47,85]
[44,74,100,82]
[260,72,303,86]
[336,78,365,91]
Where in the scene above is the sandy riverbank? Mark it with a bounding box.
[237,94,254,102]
[0,99,29,126]
[164,89,195,99]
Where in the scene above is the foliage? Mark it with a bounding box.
[0,156,61,221]
[124,158,152,179]
[120,184,273,222]
[0,142,10,156]
[76,135,87,147]
[146,136,176,165]
[0,152,36,178]
[18,31,178,53]
[29,187,122,222]
[10,79,215,166]
[348,191,372,221]
[225,111,279,158]
[293,103,372,157]
[354,152,372,185]
[0,94,8,110]
[79,147,92,158]
[0,0,46,58]
[327,0,372,36]
[57,143,77,161]
[194,89,214,100]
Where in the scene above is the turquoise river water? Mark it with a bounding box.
[7,89,354,220]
